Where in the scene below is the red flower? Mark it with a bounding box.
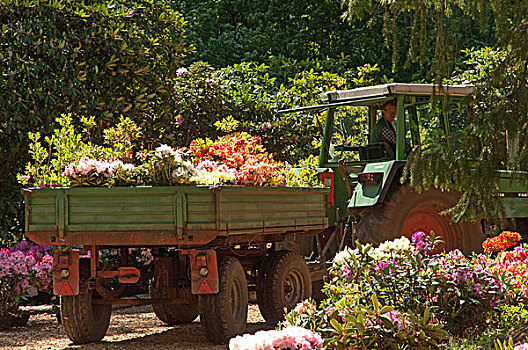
[482,231,522,252]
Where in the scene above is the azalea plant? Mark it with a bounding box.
[0,241,53,327]
[229,326,323,350]
[189,132,283,186]
[271,231,528,349]
[19,117,312,188]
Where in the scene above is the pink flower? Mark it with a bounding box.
[261,122,272,130]
[381,310,405,330]
[176,67,188,76]
[514,343,528,350]
[176,115,183,125]
[229,326,322,350]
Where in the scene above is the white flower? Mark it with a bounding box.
[176,67,188,76]
[155,144,175,158]
[94,160,109,174]
[332,247,358,266]
[172,167,188,180]
[121,163,136,172]
[369,236,415,261]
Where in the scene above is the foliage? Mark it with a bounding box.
[280,232,528,349]
[0,241,53,320]
[0,0,192,241]
[493,304,528,333]
[175,0,493,84]
[342,0,527,222]
[283,156,322,188]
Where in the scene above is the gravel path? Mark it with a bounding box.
[0,304,269,350]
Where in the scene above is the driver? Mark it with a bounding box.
[370,99,397,148]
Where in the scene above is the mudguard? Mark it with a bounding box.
[348,161,406,209]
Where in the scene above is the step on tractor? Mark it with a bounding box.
[23,84,528,344]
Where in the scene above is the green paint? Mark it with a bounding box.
[24,186,329,243]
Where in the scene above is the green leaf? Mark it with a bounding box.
[330,318,343,332]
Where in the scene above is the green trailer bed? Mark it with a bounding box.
[23,185,329,247]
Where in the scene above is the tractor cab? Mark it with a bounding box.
[280,83,478,249]
[318,83,475,165]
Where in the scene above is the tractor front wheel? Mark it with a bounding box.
[257,250,312,326]
[355,185,485,254]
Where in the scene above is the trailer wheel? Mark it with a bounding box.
[151,287,199,325]
[61,284,111,344]
[257,250,312,326]
[199,256,248,344]
[355,185,485,254]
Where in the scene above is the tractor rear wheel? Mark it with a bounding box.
[355,185,485,254]
[199,256,248,344]
[61,283,111,344]
[257,250,312,326]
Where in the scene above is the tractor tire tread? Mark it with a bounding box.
[257,250,311,326]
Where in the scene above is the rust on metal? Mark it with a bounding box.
[93,298,195,306]
[53,251,79,296]
[190,250,219,294]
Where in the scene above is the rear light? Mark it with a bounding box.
[358,172,383,186]
[195,253,207,267]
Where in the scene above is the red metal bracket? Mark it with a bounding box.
[53,251,79,296]
[96,267,141,284]
[319,171,335,207]
[189,250,219,295]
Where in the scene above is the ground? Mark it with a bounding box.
[0,304,268,350]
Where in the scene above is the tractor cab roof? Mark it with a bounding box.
[321,83,475,104]
[278,83,475,114]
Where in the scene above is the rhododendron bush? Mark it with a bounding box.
[189,133,282,186]
[0,241,53,327]
[229,326,323,350]
[17,116,316,188]
[267,231,528,349]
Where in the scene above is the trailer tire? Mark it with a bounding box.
[61,284,111,344]
[257,251,312,326]
[199,256,248,344]
[151,288,199,325]
[355,185,485,254]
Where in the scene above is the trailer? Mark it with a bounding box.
[23,185,329,344]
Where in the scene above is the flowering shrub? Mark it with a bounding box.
[367,236,414,261]
[20,116,305,188]
[0,241,53,324]
[483,231,522,252]
[280,231,528,349]
[144,145,196,186]
[229,326,323,350]
[64,157,124,187]
[189,132,283,186]
[429,249,505,334]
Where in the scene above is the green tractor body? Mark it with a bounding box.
[293,83,528,252]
